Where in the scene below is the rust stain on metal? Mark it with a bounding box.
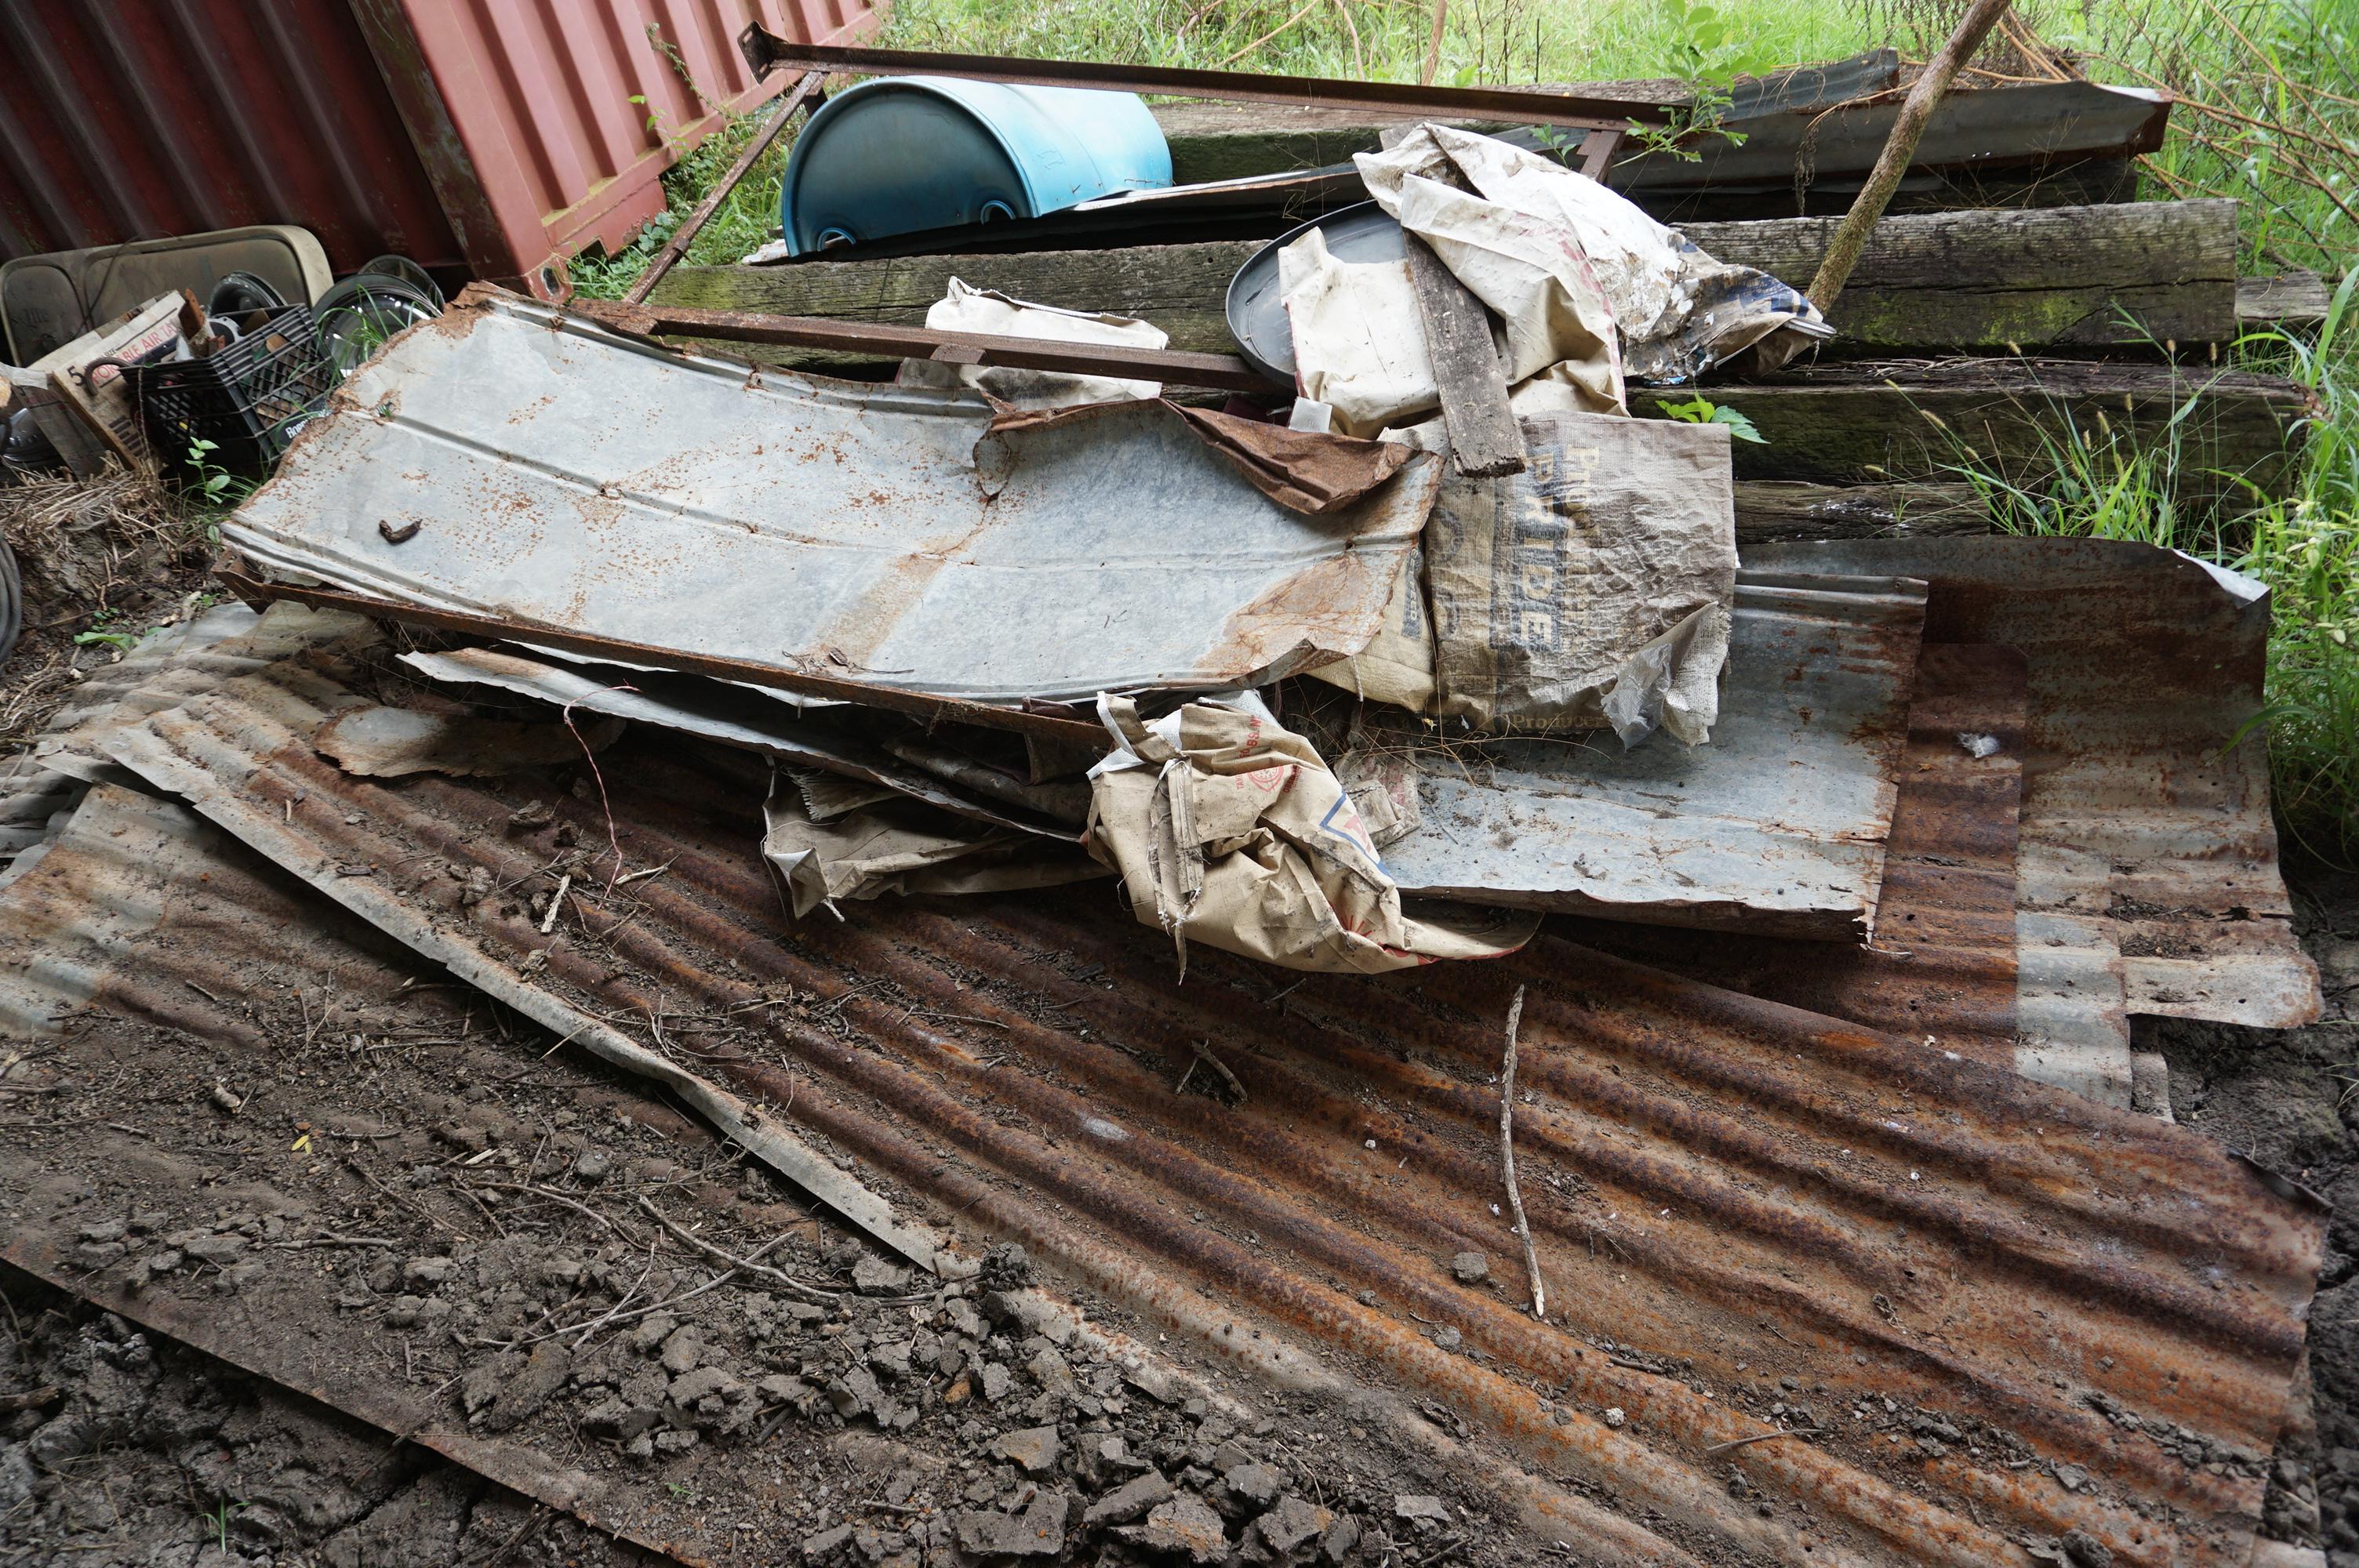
[1750,538,2324,1063]
[1571,641,2025,1067]
[98,652,2326,1567]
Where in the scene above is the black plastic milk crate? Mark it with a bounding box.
[136,305,336,477]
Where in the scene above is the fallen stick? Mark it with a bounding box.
[1755,0,2014,370]
[1192,1040,1249,1103]
[1499,984,1544,1319]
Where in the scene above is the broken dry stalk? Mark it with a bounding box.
[1751,0,2013,372]
[634,1195,838,1303]
[1499,984,1544,1319]
[1191,1040,1248,1103]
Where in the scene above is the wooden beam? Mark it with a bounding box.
[1732,481,1990,546]
[2239,270,2332,327]
[577,299,1277,393]
[1148,79,2168,219]
[1644,360,2310,499]
[651,202,2240,358]
[1402,229,1524,476]
[1683,201,2239,350]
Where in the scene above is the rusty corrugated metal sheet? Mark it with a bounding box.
[224,290,1441,705]
[364,0,879,290]
[0,0,880,292]
[1750,537,2324,1049]
[100,647,2326,1567]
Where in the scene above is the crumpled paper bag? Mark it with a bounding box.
[1310,412,1736,747]
[762,773,1103,919]
[896,278,1170,408]
[1356,125,1829,386]
[1085,692,1537,974]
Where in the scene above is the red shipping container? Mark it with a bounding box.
[0,0,881,298]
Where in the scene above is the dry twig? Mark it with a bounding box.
[1499,984,1543,1319]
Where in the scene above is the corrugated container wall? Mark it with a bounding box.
[0,0,883,299]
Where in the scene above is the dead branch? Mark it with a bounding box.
[1499,983,1544,1319]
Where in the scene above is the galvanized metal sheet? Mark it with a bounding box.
[1375,570,1927,942]
[226,291,1440,706]
[102,652,2325,1567]
[399,644,1081,839]
[1749,537,2323,1037]
[1564,641,2028,1073]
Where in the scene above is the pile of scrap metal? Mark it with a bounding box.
[0,32,2338,1568]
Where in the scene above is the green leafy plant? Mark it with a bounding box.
[1656,394,1767,444]
[198,1497,246,1553]
[1631,0,1782,162]
[74,608,137,654]
[186,437,234,505]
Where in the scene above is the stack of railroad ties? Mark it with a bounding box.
[2,45,2343,1568]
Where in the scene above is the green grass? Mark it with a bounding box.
[576,0,2359,849]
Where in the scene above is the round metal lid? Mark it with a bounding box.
[1223,200,1406,385]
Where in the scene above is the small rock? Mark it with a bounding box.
[1394,1496,1450,1525]
[1225,1461,1282,1511]
[572,1148,612,1183]
[2060,1528,2115,1568]
[801,1522,855,1563]
[183,1234,248,1266]
[144,1248,183,1273]
[1605,1406,1627,1429]
[658,1328,702,1376]
[78,1218,127,1243]
[867,1340,914,1381]
[668,1367,739,1408]
[852,1255,913,1295]
[1430,1325,1462,1353]
[978,1362,1013,1403]
[1123,1363,1180,1406]
[993,1425,1063,1477]
[403,1256,454,1287]
[1085,1470,1172,1528]
[957,1490,1068,1559]
[1123,1496,1227,1565]
[629,1313,676,1354]
[653,1428,699,1455]
[1253,1494,1334,1555]
[1318,1513,1362,1564]
[828,1367,882,1418]
[73,1241,126,1271]
[1450,1251,1489,1285]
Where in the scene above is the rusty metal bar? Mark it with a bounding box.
[209,571,1113,751]
[620,71,824,307]
[0,1240,700,1565]
[734,28,1674,129]
[576,297,1280,390]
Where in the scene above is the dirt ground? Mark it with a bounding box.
[2145,854,2359,1564]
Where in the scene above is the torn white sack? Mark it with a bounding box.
[896,277,1170,408]
[1314,410,1737,746]
[761,775,1104,919]
[1085,692,1537,975]
[1355,124,1829,384]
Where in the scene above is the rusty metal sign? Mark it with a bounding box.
[223,290,1441,707]
[100,648,2324,1567]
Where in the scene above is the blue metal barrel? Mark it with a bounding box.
[779,77,1171,255]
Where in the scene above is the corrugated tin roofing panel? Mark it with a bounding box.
[99,645,2326,1567]
[1750,536,2323,1044]
[224,291,1442,705]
